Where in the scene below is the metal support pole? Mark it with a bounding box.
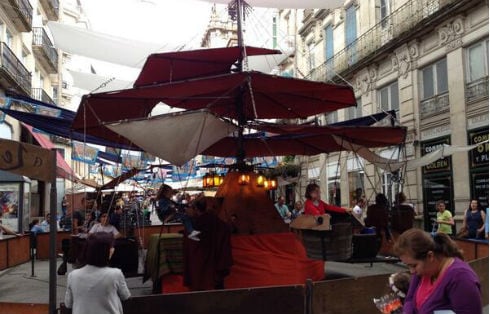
[48,149,57,314]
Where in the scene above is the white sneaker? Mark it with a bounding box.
[188,230,201,241]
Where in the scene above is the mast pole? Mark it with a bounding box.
[234,0,246,168]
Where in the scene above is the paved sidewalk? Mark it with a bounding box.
[0,256,487,314]
[0,259,153,305]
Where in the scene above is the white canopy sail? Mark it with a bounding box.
[196,0,344,9]
[106,110,238,166]
[334,135,488,172]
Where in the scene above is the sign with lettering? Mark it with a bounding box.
[0,138,55,182]
[469,128,489,168]
[471,172,489,209]
[422,137,451,174]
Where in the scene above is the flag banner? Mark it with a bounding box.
[35,105,61,117]
[141,152,155,162]
[122,155,144,171]
[72,141,99,164]
[172,159,197,181]
[0,138,55,182]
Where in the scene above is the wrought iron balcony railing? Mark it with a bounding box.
[32,88,55,105]
[420,92,449,119]
[39,0,59,21]
[306,0,462,81]
[0,42,31,95]
[32,27,58,73]
[465,76,489,103]
[1,0,33,32]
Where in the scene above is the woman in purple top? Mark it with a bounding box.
[394,229,481,314]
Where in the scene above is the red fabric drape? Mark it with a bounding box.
[163,232,324,293]
[224,233,325,288]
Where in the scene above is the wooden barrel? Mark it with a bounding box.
[298,223,353,261]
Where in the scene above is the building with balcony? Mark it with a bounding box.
[279,0,488,230]
[0,0,64,230]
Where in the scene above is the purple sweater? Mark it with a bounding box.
[404,258,482,314]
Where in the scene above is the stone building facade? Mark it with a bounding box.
[278,0,488,230]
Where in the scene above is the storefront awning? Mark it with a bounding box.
[23,124,79,181]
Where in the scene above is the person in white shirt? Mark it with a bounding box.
[65,232,130,314]
[89,212,122,239]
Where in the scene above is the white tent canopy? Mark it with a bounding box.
[197,0,344,9]
[106,110,238,166]
[67,70,134,92]
[47,21,178,67]
[334,135,489,172]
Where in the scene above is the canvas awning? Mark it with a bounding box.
[47,21,175,67]
[134,46,281,86]
[334,136,488,172]
[201,126,407,158]
[72,71,356,136]
[23,124,78,181]
[197,0,344,9]
[105,110,238,166]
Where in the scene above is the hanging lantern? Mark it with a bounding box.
[269,178,278,190]
[213,173,221,186]
[219,174,225,186]
[202,173,209,188]
[264,179,270,190]
[256,172,265,187]
[206,173,215,187]
[238,173,250,185]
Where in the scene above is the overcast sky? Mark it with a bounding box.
[80,0,216,46]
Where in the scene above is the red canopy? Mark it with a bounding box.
[202,126,407,158]
[134,46,281,87]
[72,71,356,134]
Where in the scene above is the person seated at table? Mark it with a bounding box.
[274,196,292,223]
[303,183,351,223]
[89,212,122,239]
[291,201,303,220]
[40,213,50,232]
[29,219,45,235]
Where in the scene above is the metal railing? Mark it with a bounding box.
[420,92,449,118]
[465,76,489,103]
[32,88,55,105]
[12,0,33,29]
[39,0,59,20]
[306,0,459,81]
[32,27,58,72]
[0,42,31,94]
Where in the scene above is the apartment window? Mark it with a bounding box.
[324,24,334,61]
[380,0,390,27]
[308,42,315,71]
[421,59,448,100]
[345,5,357,65]
[467,40,489,83]
[378,81,399,112]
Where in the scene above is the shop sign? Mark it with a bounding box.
[422,137,451,174]
[469,129,489,167]
[0,138,55,182]
[471,172,489,209]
